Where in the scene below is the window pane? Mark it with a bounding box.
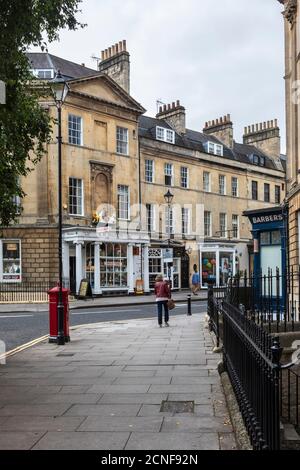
[69,178,83,215]
[68,115,82,145]
[2,241,21,281]
[116,127,128,155]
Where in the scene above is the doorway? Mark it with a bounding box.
[69,256,76,294]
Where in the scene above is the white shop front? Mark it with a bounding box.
[199,244,238,288]
[62,227,150,296]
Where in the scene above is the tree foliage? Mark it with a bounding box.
[0,0,85,226]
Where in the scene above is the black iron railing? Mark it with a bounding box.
[226,268,300,333]
[221,299,282,450]
[280,366,300,429]
[0,280,69,303]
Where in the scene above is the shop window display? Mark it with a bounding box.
[201,252,216,287]
[100,243,128,288]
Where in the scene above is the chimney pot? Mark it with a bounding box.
[168,103,171,110]
[123,40,126,51]
[159,106,162,113]
[244,127,247,135]
[216,118,219,125]
[275,118,278,127]
[220,117,223,123]
[256,124,259,131]
[227,114,231,122]
[108,47,112,57]
[163,104,167,111]
[112,45,116,56]
[101,51,105,60]
[176,100,180,107]
[119,41,123,52]
[172,101,176,108]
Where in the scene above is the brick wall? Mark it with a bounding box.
[1,226,59,283]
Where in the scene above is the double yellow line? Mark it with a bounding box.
[0,335,49,363]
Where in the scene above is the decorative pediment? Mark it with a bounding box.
[67,74,145,114]
[284,0,297,24]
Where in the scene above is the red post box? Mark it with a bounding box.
[48,286,70,343]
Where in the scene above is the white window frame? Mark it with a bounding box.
[156,126,175,144]
[165,206,174,235]
[219,175,226,195]
[116,126,129,155]
[205,141,223,156]
[203,171,211,192]
[146,204,156,232]
[31,69,54,79]
[117,185,130,220]
[232,214,239,239]
[182,207,190,236]
[219,213,227,238]
[0,239,22,283]
[164,163,174,186]
[69,178,84,216]
[231,177,238,197]
[145,159,154,183]
[204,211,212,237]
[68,114,83,146]
[180,167,189,189]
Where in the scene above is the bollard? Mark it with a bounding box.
[187,294,192,316]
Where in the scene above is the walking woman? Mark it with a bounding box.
[154,274,171,328]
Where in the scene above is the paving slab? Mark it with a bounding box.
[125,432,220,450]
[0,314,236,450]
[0,431,46,450]
[32,431,130,450]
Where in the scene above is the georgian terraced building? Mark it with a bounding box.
[1,41,286,295]
[277,0,300,270]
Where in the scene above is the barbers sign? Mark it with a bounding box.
[252,214,283,225]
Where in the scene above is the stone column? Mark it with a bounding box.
[127,243,134,294]
[94,242,102,295]
[75,241,84,294]
[143,244,150,293]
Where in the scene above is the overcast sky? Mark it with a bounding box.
[31,0,286,151]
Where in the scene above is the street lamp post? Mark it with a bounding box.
[164,189,174,285]
[50,71,70,346]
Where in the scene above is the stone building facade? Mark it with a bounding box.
[278,0,300,269]
[0,41,286,294]
[139,105,286,290]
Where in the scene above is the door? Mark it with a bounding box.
[181,253,190,289]
[69,256,76,294]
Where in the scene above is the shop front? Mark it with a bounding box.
[199,245,237,288]
[62,227,150,296]
[244,206,287,306]
[148,242,190,290]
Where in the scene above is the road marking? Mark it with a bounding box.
[72,309,142,315]
[0,334,49,362]
[0,315,34,319]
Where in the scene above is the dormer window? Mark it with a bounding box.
[204,141,223,156]
[31,69,54,79]
[249,153,265,167]
[156,126,175,144]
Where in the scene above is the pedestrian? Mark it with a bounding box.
[154,274,171,328]
[191,265,200,295]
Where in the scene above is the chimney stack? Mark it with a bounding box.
[203,114,234,149]
[156,100,186,135]
[243,119,281,162]
[98,40,130,94]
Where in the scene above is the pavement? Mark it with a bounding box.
[0,290,207,314]
[0,312,237,450]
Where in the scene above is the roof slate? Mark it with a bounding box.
[26,52,98,79]
[139,115,285,173]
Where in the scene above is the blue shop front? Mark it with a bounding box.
[244,206,287,309]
